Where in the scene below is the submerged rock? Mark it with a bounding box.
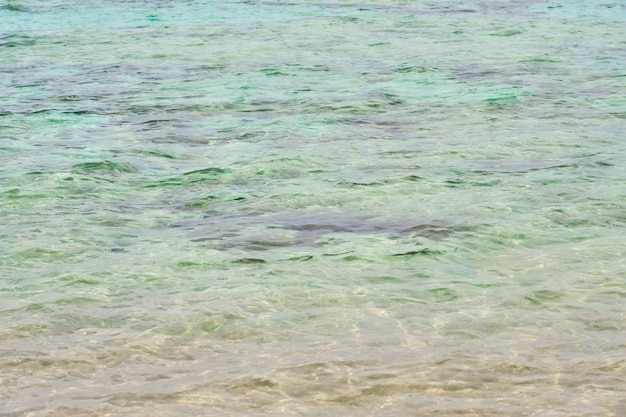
[185,209,471,251]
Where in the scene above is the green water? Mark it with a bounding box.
[1,0,626,415]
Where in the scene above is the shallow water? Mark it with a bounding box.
[1,0,626,415]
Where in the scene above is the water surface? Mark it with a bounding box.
[1,0,626,415]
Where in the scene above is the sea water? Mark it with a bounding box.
[1,0,625,415]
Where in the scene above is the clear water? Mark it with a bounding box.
[1,0,625,415]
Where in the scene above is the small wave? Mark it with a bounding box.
[0,34,36,47]
[0,4,32,12]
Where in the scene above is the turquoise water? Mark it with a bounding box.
[1,0,626,415]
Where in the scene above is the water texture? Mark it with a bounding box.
[1,0,625,415]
